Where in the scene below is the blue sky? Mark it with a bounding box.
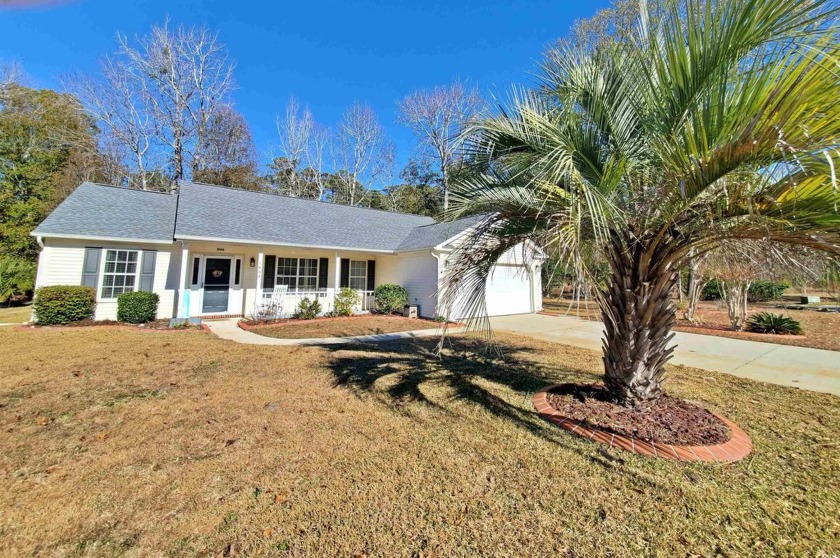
[0,0,609,174]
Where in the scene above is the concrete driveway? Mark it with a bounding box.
[490,313,840,396]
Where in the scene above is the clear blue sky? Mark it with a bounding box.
[0,0,609,174]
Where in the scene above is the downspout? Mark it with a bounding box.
[431,250,444,320]
[31,236,46,323]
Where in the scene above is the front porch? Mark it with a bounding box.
[175,240,387,320]
[256,287,375,319]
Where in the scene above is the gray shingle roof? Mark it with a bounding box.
[34,181,481,252]
[32,182,177,242]
[396,215,484,251]
[174,181,437,252]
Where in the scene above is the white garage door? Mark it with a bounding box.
[485,264,533,316]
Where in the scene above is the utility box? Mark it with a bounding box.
[800,296,821,304]
[403,304,418,319]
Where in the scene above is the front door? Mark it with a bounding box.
[202,258,231,313]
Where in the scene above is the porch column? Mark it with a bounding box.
[177,242,190,318]
[254,248,264,316]
[334,251,341,290]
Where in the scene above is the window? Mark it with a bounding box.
[191,257,200,286]
[101,249,139,298]
[276,257,319,291]
[234,259,242,286]
[349,260,367,290]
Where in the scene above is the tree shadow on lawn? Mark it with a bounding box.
[323,335,667,482]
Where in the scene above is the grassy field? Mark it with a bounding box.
[250,316,439,339]
[0,326,837,557]
[0,304,32,324]
[543,297,840,351]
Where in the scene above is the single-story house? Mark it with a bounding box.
[31,181,544,321]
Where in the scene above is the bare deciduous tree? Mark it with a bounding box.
[398,81,485,210]
[117,21,235,183]
[66,57,158,190]
[193,104,261,190]
[71,21,236,190]
[332,102,393,206]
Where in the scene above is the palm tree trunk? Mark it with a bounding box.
[600,233,678,406]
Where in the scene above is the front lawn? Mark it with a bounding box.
[246,315,440,339]
[0,304,32,324]
[0,327,837,556]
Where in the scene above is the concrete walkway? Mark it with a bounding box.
[205,318,460,346]
[490,314,840,396]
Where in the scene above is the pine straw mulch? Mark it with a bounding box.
[0,326,838,557]
[544,384,730,446]
[542,297,840,351]
[245,315,440,339]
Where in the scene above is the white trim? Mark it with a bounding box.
[32,232,173,245]
[174,234,396,254]
[177,242,190,318]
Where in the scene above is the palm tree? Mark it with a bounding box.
[441,0,840,406]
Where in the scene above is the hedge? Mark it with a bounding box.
[33,285,96,325]
[117,291,159,323]
[374,284,408,314]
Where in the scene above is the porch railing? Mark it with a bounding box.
[255,287,376,319]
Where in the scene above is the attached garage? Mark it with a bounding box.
[485,264,535,316]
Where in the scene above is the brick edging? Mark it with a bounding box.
[532,385,752,462]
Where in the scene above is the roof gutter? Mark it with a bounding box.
[174,234,398,254]
[29,232,174,245]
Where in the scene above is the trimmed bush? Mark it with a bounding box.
[374,284,408,314]
[747,280,789,302]
[294,297,322,320]
[33,285,96,325]
[746,312,803,335]
[117,291,159,324]
[333,288,361,317]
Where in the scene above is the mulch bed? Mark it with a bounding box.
[544,384,730,446]
[18,319,208,333]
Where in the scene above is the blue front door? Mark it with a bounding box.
[202,258,231,313]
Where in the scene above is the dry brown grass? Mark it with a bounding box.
[0,304,32,323]
[543,297,840,351]
[0,326,838,557]
[249,316,438,339]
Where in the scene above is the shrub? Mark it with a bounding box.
[0,257,35,304]
[374,284,408,314]
[702,279,790,302]
[117,291,159,323]
[333,288,361,317]
[33,285,96,325]
[294,297,322,320]
[747,280,789,302]
[746,312,803,335]
[701,278,723,300]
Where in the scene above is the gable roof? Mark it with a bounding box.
[32,182,177,243]
[396,214,485,251]
[33,181,484,253]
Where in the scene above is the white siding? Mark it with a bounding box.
[377,251,440,318]
[37,239,178,321]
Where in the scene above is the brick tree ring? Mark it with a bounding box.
[532,385,752,462]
